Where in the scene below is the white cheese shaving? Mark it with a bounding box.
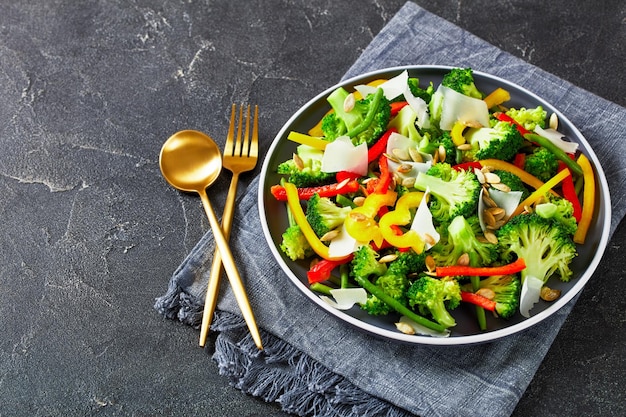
[355,70,409,101]
[321,136,368,175]
[328,224,361,258]
[438,85,490,130]
[410,189,440,249]
[403,84,430,129]
[519,275,544,318]
[320,288,368,310]
[534,126,579,154]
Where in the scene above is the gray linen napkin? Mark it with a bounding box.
[155,2,626,416]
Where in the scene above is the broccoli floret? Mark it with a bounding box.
[432,131,459,165]
[350,245,387,280]
[361,272,410,316]
[406,275,461,328]
[524,147,559,182]
[535,194,578,236]
[464,120,525,162]
[413,163,481,224]
[497,213,577,283]
[433,215,499,267]
[463,275,521,319]
[323,86,391,146]
[277,144,334,187]
[407,78,435,103]
[387,250,427,276]
[441,67,483,99]
[505,106,547,131]
[494,170,530,200]
[279,204,314,261]
[305,193,351,237]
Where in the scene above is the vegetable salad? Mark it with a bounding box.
[270,68,595,337]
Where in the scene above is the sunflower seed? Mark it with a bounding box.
[392,148,410,161]
[482,194,497,208]
[483,209,497,228]
[379,254,399,263]
[540,286,561,302]
[401,177,416,188]
[484,230,498,244]
[397,163,413,173]
[383,152,400,163]
[549,113,559,130]
[457,143,472,151]
[320,230,339,242]
[350,212,367,221]
[409,148,423,163]
[343,93,355,112]
[491,182,511,192]
[484,172,501,184]
[438,145,446,162]
[476,288,496,300]
[457,253,470,266]
[395,321,416,335]
[293,153,304,170]
[474,168,486,184]
[353,196,365,206]
[425,255,436,272]
[336,178,350,190]
[487,207,506,221]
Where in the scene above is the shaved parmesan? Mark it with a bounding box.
[478,188,523,232]
[320,288,368,310]
[534,126,579,154]
[328,224,361,258]
[355,70,409,101]
[403,84,430,128]
[438,85,490,130]
[519,275,544,317]
[321,136,368,175]
[410,189,440,249]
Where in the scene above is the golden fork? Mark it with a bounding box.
[199,104,260,348]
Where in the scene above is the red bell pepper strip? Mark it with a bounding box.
[558,163,582,222]
[390,101,408,117]
[367,127,397,163]
[435,258,526,277]
[270,179,360,201]
[335,171,361,183]
[513,153,526,170]
[452,161,482,172]
[493,112,531,136]
[460,291,496,311]
[374,155,391,194]
[307,255,354,284]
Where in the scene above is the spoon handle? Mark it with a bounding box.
[199,173,240,347]
[198,189,263,350]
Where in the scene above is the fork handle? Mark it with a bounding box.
[199,173,241,346]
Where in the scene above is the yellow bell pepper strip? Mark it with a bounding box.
[287,131,329,150]
[344,191,397,248]
[483,87,511,109]
[379,192,426,254]
[450,120,467,146]
[510,168,571,217]
[308,109,333,137]
[573,154,595,244]
[478,158,553,192]
[524,133,583,177]
[283,182,350,261]
[436,258,526,277]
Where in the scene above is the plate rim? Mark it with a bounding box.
[258,65,612,346]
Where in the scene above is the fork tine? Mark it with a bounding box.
[250,105,259,158]
[224,103,237,156]
[241,105,251,157]
[233,104,244,156]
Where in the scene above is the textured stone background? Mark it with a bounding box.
[0,1,623,416]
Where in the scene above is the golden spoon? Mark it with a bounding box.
[159,130,262,350]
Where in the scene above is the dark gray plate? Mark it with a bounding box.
[258,65,611,345]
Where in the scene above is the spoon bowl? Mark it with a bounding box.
[159,130,223,192]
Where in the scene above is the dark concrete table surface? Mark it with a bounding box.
[1,1,624,416]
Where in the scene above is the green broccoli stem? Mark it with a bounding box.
[524,133,583,177]
[353,275,448,333]
[345,88,384,138]
[310,282,334,296]
[470,275,487,331]
[340,264,350,289]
